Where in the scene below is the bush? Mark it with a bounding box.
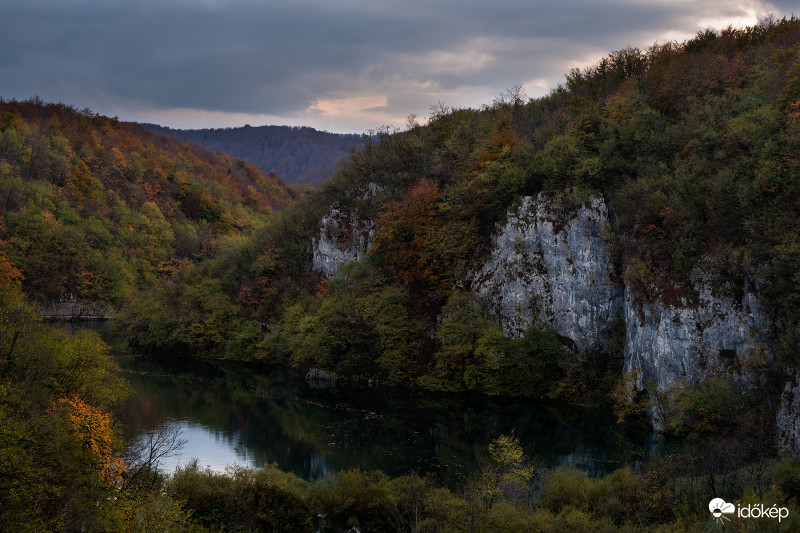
[311,469,394,532]
[169,462,312,532]
[656,377,738,437]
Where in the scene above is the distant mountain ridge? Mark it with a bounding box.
[141,123,364,186]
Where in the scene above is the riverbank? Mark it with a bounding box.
[161,451,800,532]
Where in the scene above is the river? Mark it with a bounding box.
[67,321,661,488]
[114,351,662,489]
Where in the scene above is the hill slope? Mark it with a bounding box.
[0,98,295,318]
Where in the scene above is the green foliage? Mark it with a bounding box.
[428,291,494,391]
[160,447,800,532]
[0,280,183,531]
[536,133,603,189]
[260,277,422,382]
[225,320,263,360]
[103,490,194,533]
[299,294,376,376]
[480,432,539,509]
[489,434,536,486]
[117,268,245,356]
[424,292,565,397]
[470,325,565,398]
[312,469,396,532]
[358,285,421,384]
[656,377,738,437]
[171,462,312,532]
[770,456,800,503]
[510,325,565,397]
[612,368,650,424]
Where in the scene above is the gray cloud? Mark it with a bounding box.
[1,0,796,132]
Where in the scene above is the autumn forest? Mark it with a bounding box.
[2,16,800,532]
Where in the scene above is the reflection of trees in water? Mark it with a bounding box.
[118,356,654,488]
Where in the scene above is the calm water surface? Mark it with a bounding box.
[114,352,662,489]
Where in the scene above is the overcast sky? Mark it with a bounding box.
[1,1,796,133]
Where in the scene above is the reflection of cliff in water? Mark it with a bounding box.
[117,355,661,489]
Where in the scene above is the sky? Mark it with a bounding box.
[1,1,797,134]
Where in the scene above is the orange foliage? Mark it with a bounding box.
[789,99,800,118]
[372,179,445,291]
[490,126,517,153]
[66,160,101,202]
[109,146,128,173]
[237,283,259,312]
[316,278,333,298]
[53,396,128,488]
[0,245,23,287]
[478,110,517,164]
[77,270,94,291]
[142,180,163,201]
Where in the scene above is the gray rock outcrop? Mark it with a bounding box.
[623,278,768,391]
[471,194,622,353]
[310,205,375,279]
[38,293,115,320]
[470,191,783,436]
[310,183,382,279]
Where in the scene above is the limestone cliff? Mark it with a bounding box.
[38,293,115,320]
[309,188,792,442]
[468,192,790,438]
[777,372,800,454]
[310,205,375,279]
[471,194,622,353]
[470,193,770,388]
[623,278,768,391]
[310,183,381,279]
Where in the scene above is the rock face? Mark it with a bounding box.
[470,191,784,437]
[311,184,382,279]
[471,193,767,383]
[777,373,800,454]
[623,279,768,391]
[623,278,771,431]
[471,194,622,353]
[38,294,115,320]
[310,205,375,279]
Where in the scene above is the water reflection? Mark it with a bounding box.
[155,421,255,471]
[116,354,660,488]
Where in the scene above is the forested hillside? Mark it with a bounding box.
[120,17,800,402]
[0,98,295,328]
[142,123,364,186]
